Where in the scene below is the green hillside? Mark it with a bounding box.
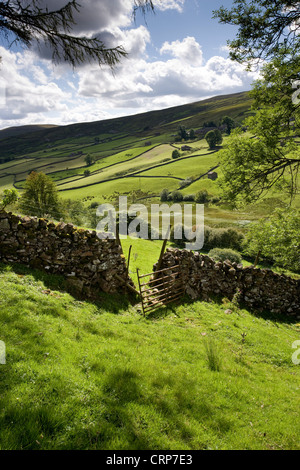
[0,91,263,227]
[0,237,299,450]
[0,92,251,197]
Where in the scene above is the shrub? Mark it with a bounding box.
[210,196,221,205]
[195,190,210,204]
[170,190,183,202]
[179,177,192,189]
[183,194,195,202]
[205,129,223,149]
[89,201,100,209]
[172,149,181,159]
[208,248,242,264]
[202,226,245,251]
[160,188,169,202]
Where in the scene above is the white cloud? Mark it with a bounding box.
[0,47,70,127]
[160,36,203,65]
[0,0,260,134]
[153,0,185,12]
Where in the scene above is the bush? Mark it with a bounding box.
[205,129,223,149]
[203,226,245,251]
[183,194,195,202]
[208,248,242,265]
[195,190,210,204]
[170,190,183,202]
[172,149,180,159]
[160,188,169,202]
[210,196,221,205]
[179,177,192,189]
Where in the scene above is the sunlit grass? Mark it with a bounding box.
[0,261,299,450]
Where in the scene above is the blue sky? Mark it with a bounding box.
[0,0,259,130]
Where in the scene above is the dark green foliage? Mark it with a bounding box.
[205,129,223,149]
[178,126,189,141]
[183,194,195,202]
[189,129,196,140]
[195,190,210,204]
[203,121,217,128]
[170,190,183,202]
[213,1,300,64]
[0,1,154,68]
[160,188,169,202]
[203,226,245,251]
[221,116,235,135]
[172,149,180,159]
[84,155,94,166]
[208,247,242,264]
[19,172,60,218]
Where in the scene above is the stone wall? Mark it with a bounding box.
[153,248,300,317]
[0,211,133,297]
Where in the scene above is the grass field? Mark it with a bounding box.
[0,235,299,450]
[0,88,300,452]
[2,90,298,230]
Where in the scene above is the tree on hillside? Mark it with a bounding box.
[84,154,94,166]
[195,189,210,204]
[0,0,154,67]
[203,121,217,128]
[214,0,300,272]
[243,208,300,272]
[160,188,169,202]
[213,0,300,66]
[19,171,60,218]
[189,129,196,140]
[172,149,180,159]
[221,116,235,135]
[0,188,19,210]
[205,129,223,149]
[178,125,189,141]
[219,50,300,205]
[213,1,300,204]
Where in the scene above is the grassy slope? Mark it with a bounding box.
[0,236,299,450]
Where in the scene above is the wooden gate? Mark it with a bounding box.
[136,264,184,316]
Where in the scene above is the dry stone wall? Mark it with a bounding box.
[153,248,300,317]
[0,211,133,297]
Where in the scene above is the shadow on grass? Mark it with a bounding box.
[143,289,298,325]
[68,366,227,450]
[0,262,131,314]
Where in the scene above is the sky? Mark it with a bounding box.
[0,0,260,131]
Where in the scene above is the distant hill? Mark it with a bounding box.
[0,124,59,141]
[0,91,252,161]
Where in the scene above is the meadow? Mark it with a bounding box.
[0,236,299,450]
[0,91,299,450]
